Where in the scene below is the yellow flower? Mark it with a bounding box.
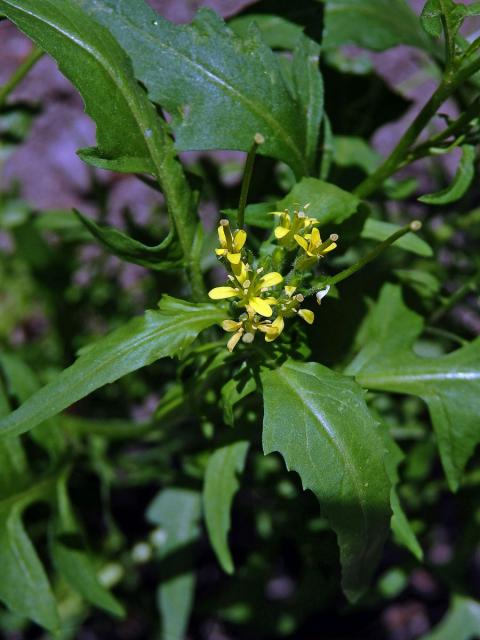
[294,227,338,260]
[258,315,285,342]
[215,219,247,264]
[209,267,283,318]
[221,319,244,352]
[271,206,319,249]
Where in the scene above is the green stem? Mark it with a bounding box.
[326,222,421,286]
[407,96,480,162]
[429,274,479,324]
[237,133,264,229]
[0,47,44,108]
[354,55,480,199]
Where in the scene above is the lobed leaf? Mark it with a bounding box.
[75,0,314,176]
[347,284,480,491]
[203,441,249,574]
[0,298,226,439]
[262,359,391,601]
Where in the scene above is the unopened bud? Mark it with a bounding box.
[220,219,229,227]
[410,220,422,231]
[295,293,304,302]
[254,132,265,145]
[330,234,339,242]
[242,332,255,344]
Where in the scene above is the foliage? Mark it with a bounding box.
[0,0,479,638]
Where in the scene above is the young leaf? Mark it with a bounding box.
[361,219,433,257]
[347,284,480,491]
[0,502,59,631]
[262,360,391,602]
[74,209,184,270]
[203,441,249,574]
[75,0,312,176]
[0,298,226,439]
[418,145,476,205]
[147,489,201,640]
[420,596,480,640]
[277,177,361,226]
[50,474,124,617]
[323,0,434,53]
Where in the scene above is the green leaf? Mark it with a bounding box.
[0,353,65,461]
[420,0,467,39]
[74,209,183,270]
[334,135,381,174]
[0,380,30,498]
[0,0,161,173]
[323,0,434,53]
[221,371,257,426]
[361,219,433,257]
[291,35,323,169]
[347,284,480,491]
[229,14,305,50]
[51,475,124,617]
[147,488,201,640]
[75,0,312,176]
[0,0,197,266]
[262,360,391,602]
[382,430,423,560]
[0,500,59,631]
[203,441,249,574]
[277,177,361,226]
[420,596,480,640]
[418,145,476,205]
[0,297,226,439]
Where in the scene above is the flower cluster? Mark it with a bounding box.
[209,209,338,351]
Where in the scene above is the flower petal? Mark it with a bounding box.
[232,261,248,284]
[227,330,243,352]
[298,309,314,324]
[208,286,238,300]
[215,248,226,256]
[226,252,241,264]
[250,296,273,317]
[310,227,321,247]
[222,319,242,332]
[274,226,290,239]
[294,234,308,251]
[218,225,227,247]
[259,272,283,288]
[322,242,337,254]
[233,229,247,251]
[284,285,296,297]
[272,315,285,333]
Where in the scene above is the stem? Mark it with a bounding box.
[0,47,44,108]
[439,0,456,74]
[355,55,480,199]
[408,96,480,163]
[237,133,264,229]
[429,274,479,324]
[326,222,421,286]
